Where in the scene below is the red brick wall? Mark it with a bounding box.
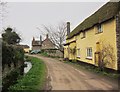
[42,38,55,49]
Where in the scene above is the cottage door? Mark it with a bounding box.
[95,42,101,66]
[95,52,100,66]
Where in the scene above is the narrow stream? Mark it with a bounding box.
[24,62,32,74]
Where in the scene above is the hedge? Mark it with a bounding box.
[2,42,24,70]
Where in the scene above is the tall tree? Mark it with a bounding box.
[37,22,67,53]
[2,27,21,45]
[98,41,115,70]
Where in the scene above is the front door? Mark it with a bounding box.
[95,52,101,66]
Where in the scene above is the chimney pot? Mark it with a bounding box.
[67,22,70,36]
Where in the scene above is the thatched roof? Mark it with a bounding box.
[67,2,120,39]
[64,40,76,46]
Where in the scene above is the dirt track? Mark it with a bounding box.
[28,54,118,90]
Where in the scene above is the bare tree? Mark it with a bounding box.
[37,22,67,53]
[0,2,7,20]
[0,2,7,31]
[99,41,115,70]
[70,46,76,60]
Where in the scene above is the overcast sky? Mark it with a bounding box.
[2,2,108,48]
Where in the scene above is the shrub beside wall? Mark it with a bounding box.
[42,49,63,58]
[2,42,25,91]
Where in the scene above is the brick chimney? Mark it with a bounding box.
[33,37,35,41]
[46,34,48,39]
[32,37,35,45]
[40,35,42,44]
[67,22,70,36]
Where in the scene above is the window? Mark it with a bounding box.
[97,24,103,33]
[77,49,80,58]
[86,47,92,59]
[81,31,86,39]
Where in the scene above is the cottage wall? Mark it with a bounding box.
[42,39,55,49]
[32,46,41,50]
[76,19,117,70]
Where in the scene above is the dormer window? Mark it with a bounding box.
[97,24,103,33]
[81,31,86,39]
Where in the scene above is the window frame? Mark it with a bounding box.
[96,24,103,34]
[86,47,92,60]
[81,31,86,39]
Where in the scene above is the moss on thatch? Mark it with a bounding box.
[67,2,120,39]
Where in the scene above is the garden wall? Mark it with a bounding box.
[44,49,63,58]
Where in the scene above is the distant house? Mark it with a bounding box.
[32,34,55,50]
[17,45,30,53]
[32,34,63,57]
[42,34,55,50]
[32,37,42,50]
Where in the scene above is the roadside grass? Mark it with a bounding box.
[64,60,119,79]
[9,56,47,92]
[40,52,49,57]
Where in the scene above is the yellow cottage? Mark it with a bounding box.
[17,45,30,53]
[64,2,120,70]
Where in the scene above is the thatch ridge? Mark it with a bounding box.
[67,2,120,39]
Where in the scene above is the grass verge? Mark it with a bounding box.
[9,56,46,92]
[40,52,49,57]
[64,60,119,79]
